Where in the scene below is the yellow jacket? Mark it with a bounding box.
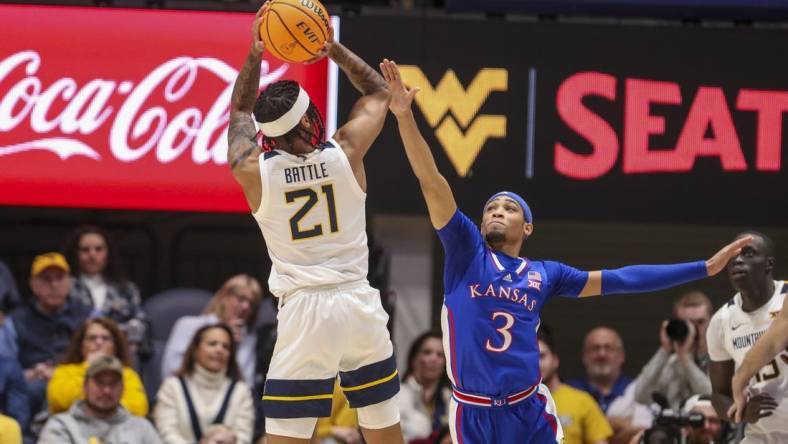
[47,362,149,416]
[314,380,358,438]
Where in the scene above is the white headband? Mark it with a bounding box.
[258,86,311,137]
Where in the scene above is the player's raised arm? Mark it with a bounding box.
[381,59,457,229]
[227,5,266,210]
[729,296,788,422]
[324,36,390,174]
[575,236,753,298]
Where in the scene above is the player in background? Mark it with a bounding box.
[706,232,787,443]
[226,6,403,444]
[729,297,788,422]
[380,58,750,444]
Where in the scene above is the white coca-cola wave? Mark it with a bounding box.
[0,50,289,165]
[0,137,101,160]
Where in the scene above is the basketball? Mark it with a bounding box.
[260,0,331,63]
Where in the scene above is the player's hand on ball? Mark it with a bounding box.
[705,235,753,276]
[304,25,334,65]
[251,2,270,55]
[380,59,419,118]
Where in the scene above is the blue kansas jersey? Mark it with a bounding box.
[438,210,588,397]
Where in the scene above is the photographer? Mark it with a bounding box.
[634,292,713,409]
[638,394,733,444]
[681,395,729,444]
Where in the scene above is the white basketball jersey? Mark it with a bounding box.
[252,138,368,298]
[707,280,788,441]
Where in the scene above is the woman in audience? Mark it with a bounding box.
[161,274,263,384]
[398,331,451,444]
[64,226,147,352]
[154,324,254,444]
[47,317,148,416]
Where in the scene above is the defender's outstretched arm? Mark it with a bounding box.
[381,59,457,229]
[576,236,753,297]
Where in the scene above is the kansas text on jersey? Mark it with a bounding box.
[437,210,589,399]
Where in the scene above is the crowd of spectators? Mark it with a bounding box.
[0,225,750,444]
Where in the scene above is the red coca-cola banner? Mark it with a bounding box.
[0,5,336,212]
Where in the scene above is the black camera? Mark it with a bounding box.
[642,393,706,444]
[665,318,689,342]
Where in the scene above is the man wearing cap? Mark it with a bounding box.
[39,355,161,443]
[0,252,91,420]
[681,394,730,444]
[381,58,752,444]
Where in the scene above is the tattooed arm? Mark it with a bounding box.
[327,41,390,189]
[227,6,266,212]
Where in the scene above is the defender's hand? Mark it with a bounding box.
[380,59,419,118]
[706,236,753,276]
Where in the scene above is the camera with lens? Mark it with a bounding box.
[665,318,689,342]
[641,393,705,444]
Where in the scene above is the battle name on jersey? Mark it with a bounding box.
[284,162,329,184]
[468,282,538,311]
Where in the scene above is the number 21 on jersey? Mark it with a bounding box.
[285,184,338,240]
[486,311,515,352]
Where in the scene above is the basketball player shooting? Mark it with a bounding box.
[380,58,751,444]
[226,6,404,444]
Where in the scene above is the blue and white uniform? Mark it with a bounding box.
[438,209,589,444]
[253,139,399,439]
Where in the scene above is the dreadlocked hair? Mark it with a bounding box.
[253,80,325,152]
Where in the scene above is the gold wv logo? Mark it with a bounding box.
[399,66,508,177]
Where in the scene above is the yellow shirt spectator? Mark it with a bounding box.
[313,379,360,443]
[0,414,21,444]
[47,361,149,416]
[552,384,613,444]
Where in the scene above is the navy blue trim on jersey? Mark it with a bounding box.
[339,354,400,408]
[318,140,336,150]
[262,377,335,418]
[263,151,281,160]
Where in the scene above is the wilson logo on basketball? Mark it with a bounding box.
[399,66,508,177]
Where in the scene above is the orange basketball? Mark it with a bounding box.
[260,0,330,63]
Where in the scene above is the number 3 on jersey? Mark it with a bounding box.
[486,311,515,352]
[285,184,338,240]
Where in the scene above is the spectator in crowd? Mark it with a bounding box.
[398,331,451,444]
[634,291,713,409]
[47,317,148,416]
[537,325,612,444]
[312,379,361,444]
[38,355,161,444]
[681,394,732,444]
[203,424,238,444]
[0,253,91,421]
[0,260,21,320]
[64,226,148,354]
[569,326,651,444]
[569,327,632,413]
[154,324,254,444]
[162,274,263,385]
[0,413,21,444]
[0,358,30,432]
[252,296,278,441]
